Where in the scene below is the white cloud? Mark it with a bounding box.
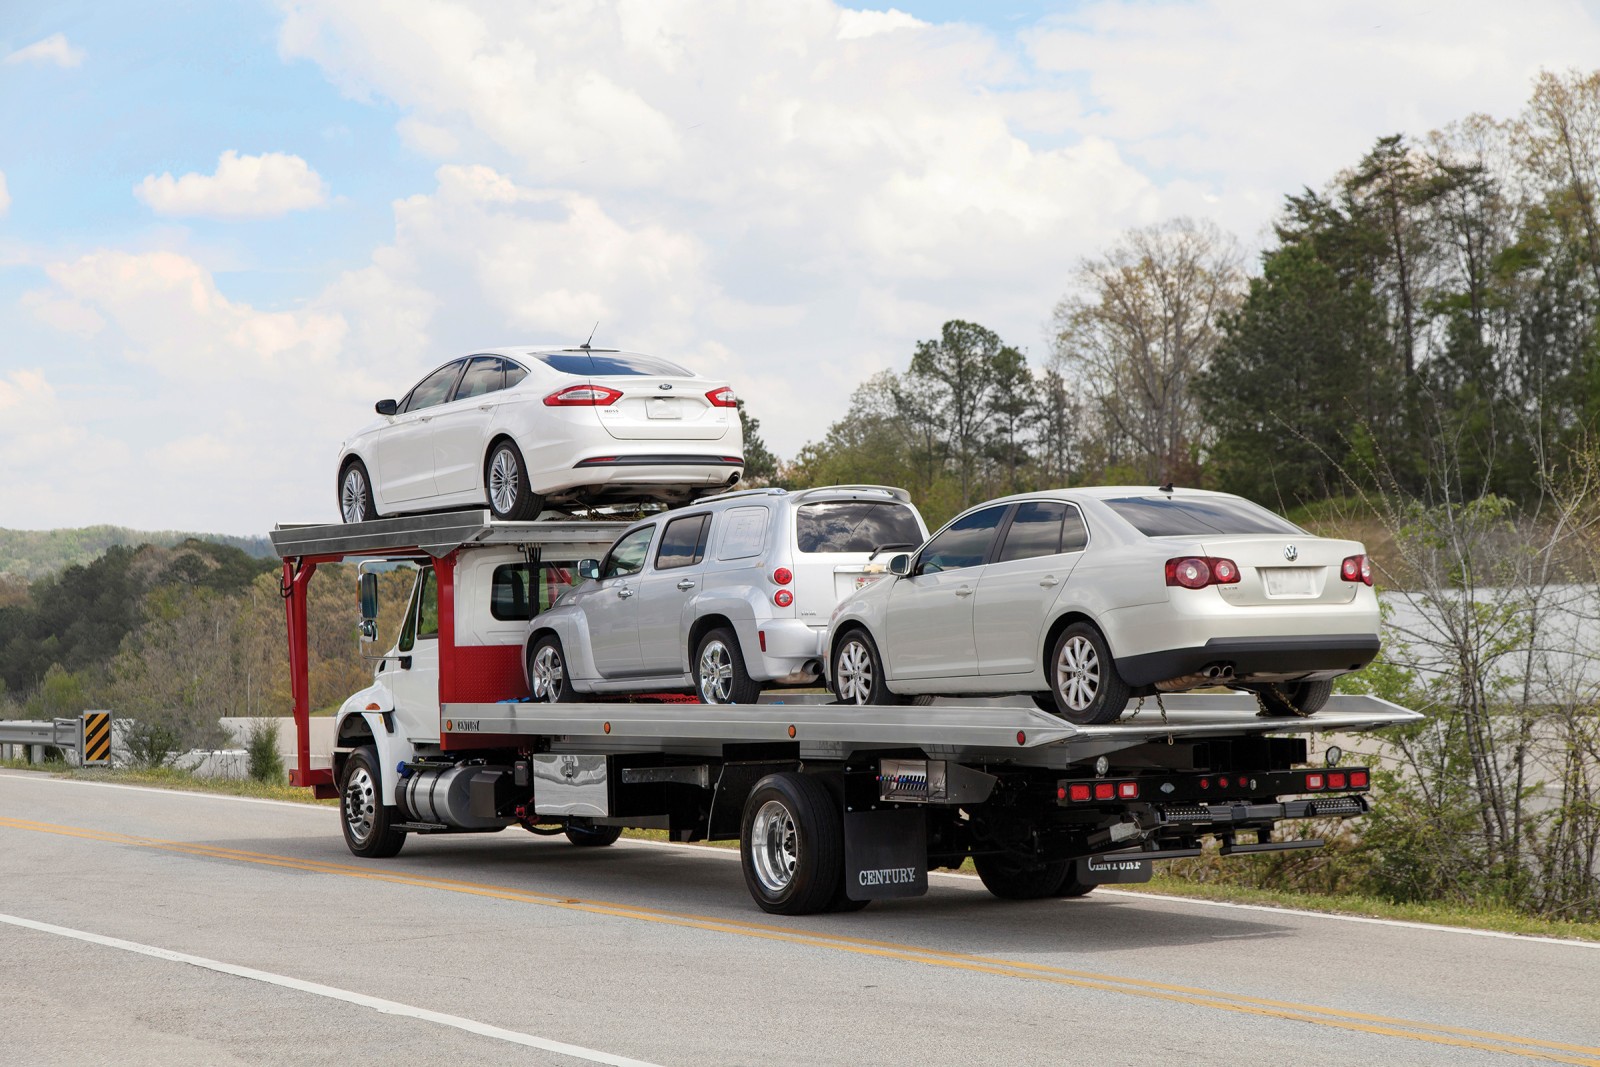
[0,170,9,217]
[396,116,460,157]
[134,150,330,218]
[837,8,928,39]
[4,32,84,68]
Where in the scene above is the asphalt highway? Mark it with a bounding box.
[3,769,1598,1067]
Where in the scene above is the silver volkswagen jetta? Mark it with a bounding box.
[824,486,1380,724]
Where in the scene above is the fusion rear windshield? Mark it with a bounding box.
[533,352,692,377]
[1104,496,1303,537]
[797,502,923,553]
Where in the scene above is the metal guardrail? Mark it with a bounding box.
[0,718,82,748]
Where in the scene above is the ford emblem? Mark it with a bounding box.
[658,383,673,391]
[1284,544,1298,562]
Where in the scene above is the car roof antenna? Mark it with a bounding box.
[1158,480,1175,493]
[580,322,599,350]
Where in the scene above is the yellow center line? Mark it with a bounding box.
[4,815,1596,1065]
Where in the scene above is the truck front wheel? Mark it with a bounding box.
[340,746,405,859]
[740,773,844,915]
[973,852,1068,900]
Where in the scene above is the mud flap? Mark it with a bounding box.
[1075,854,1154,885]
[844,809,928,901]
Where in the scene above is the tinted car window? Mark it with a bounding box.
[504,361,528,389]
[534,352,692,377]
[402,361,464,413]
[456,356,504,401]
[602,527,655,579]
[656,514,710,570]
[997,502,1066,562]
[917,506,1007,574]
[797,502,924,553]
[490,563,532,620]
[1106,496,1302,537]
[717,506,770,560]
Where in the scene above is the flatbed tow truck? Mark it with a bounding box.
[272,511,1422,915]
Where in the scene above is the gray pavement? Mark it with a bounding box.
[2,769,1597,1067]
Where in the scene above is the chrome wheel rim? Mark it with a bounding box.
[340,467,368,523]
[750,799,798,893]
[836,638,873,704]
[698,639,734,703]
[531,644,564,701]
[489,448,520,514]
[343,765,376,844]
[1056,635,1101,712]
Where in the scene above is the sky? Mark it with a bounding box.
[3,0,1600,536]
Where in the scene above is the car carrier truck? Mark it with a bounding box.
[271,511,1421,915]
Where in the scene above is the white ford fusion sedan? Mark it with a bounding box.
[824,486,1381,724]
[336,347,745,522]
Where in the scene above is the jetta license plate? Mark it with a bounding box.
[1264,567,1316,597]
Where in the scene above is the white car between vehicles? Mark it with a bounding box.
[336,346,745,522]
[525,486,929,703]
[825,486,1381,724]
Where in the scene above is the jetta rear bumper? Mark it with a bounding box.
[1116,634,1380,687]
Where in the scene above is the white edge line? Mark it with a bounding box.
[0,912,664,1067]
[9,773,1596,950]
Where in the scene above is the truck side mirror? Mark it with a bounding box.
[888,553,911,577]
[375,399,398,416]
[577,559,601,580]
[359,572,379,641]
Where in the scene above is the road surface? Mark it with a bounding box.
[2,769,1597,1067]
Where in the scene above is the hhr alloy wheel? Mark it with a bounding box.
[528,635,579,702]
[486,440,545,521]
[338,460,378,523]
[694,628,761,704]
[1048,623,1131,725]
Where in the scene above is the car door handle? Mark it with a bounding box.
[616,587,633,599]
[676,579,696,591]
[478,404,493,411]
[955,586,973,598]
[1039,576,1059,588]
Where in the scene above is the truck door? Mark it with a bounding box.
[386,567,441,738]
[634,512,711,673]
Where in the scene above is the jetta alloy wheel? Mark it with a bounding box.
[1056,634,1102,712]
[835,636,875,704]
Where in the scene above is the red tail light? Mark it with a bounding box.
[1350,770,1369,788]
[1117,781,1139,799]
[1068,784,1091,802]
[772,567,793,585]
[1341,554,1373,585]
[705,386,738,408]
[1093,783,1115,801]
[544,384,623,406]
[773,589,793,607]
[1165,557,1240,589]
[1328,772,1347,789]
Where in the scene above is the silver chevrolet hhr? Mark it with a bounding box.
[824,486,1380,724]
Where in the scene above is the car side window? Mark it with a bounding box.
[504,360,528,389]
[997,502,1070,563]
[455,356,505,401]
[655,514,710,570]
[401,361,465,413]
[602,526,655,579]
[716,506,769,560]
[916,505,1008,575]
[1062,505,1089,552]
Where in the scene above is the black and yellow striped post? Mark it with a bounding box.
[80,711,112,767]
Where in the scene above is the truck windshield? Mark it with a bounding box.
[1105,496,1302,537]
[796,502,923,553]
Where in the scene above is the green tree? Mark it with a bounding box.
[907,320,1002,508]
[735,399,780,485]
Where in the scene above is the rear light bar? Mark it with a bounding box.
[1057,767,1372,804]
[545,384,624,406]
[1165,556,1240,589]
[1341,554,1374,586]
[705,386,738,408]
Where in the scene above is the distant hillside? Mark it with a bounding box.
[0,525,275,581]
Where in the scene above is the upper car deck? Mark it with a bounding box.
[439,692,1422,768]
[270,509,630,561]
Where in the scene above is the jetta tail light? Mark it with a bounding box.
[705,386,738,408]
[1341,554,1373,586]
[1165,557,1240,589]
[544,384,623,406]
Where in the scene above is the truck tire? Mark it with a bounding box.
[1250,680,1332,717]
[565,821,622,847]
[973,852,1069,900]
[340,746,405,859]
[528,635,581,702]
[486,439,545,521]
[1047,623,1130,726]
[831,628,895,705]
[694,627,762,705]
[740,772,844,915]
[1055,872,1097,898]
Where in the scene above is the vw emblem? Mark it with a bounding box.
[658,383,673,391]
[1283,545,1298,562]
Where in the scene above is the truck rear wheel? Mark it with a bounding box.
[340,746,405,859]
[565,821,622,847]
[740,772,844,915]
[973,852,1068,900]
